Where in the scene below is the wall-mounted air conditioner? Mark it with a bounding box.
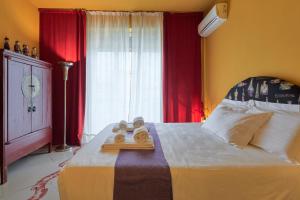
[198,3,228,37]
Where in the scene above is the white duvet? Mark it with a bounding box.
[58,123,300,200]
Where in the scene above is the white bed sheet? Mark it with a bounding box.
[58,123,300,200]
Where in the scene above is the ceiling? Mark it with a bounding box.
[28,0,212,12]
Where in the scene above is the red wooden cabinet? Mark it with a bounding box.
[0,49,52,184]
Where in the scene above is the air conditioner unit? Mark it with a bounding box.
[198,3,228,37]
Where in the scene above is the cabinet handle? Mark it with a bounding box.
[28,106,32,112]
[29,84,36,92]
[32,106,36,112]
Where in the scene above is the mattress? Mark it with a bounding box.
[58,123,300,200]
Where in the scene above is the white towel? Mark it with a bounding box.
[114,130,126,143]
[112,123,135,132]
[119,120,128,130]
[112,125,120,133]
[133,116,145,129]
[133,126,149,143]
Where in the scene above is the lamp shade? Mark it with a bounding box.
[58,61,73,81]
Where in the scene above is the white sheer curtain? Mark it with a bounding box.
[85,12,131,135]
[84,12,163,135]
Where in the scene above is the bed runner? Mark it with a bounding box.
[113,123,173,200]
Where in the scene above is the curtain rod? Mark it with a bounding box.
[38,8,199,13]
[87,10,165,12]
[39,8,164,12]
[39,8,85,10]
[86,9,200,13]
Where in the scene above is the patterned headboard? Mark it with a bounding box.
[225,76,300,105]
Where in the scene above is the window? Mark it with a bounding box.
[84,12,163,135]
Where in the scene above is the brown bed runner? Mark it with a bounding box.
[113,123,173,200]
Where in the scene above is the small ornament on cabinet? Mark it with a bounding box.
[14,40,22,53]
[4,37,10,50]
[22,44,30,56]
[31,47,38,59]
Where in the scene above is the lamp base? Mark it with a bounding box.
[55,144,72,152]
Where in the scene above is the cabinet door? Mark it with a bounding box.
[7,60,32,141]
[31,66,51,132]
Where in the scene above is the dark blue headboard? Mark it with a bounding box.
[225,76,300,105]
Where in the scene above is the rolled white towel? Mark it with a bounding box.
[112,125,120,133]
[133,117,145,129]
[119,120,128,130]
[114,130,126,143]
[133,126,149,143]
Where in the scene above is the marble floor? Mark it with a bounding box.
[0,146,80,200]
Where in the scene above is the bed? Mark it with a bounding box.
[58,76,300,200]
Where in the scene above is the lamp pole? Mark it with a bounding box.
[55,61,73,152]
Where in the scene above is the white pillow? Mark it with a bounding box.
[221,99,254,110]
[254,101,300,113]
[202,105,272,147]
[248,107,300,163]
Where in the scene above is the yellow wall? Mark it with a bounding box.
[0,0,39,50]
[3,0,299,118]
[204,0,300,115]
[29,0,210,12]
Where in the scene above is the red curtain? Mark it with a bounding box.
[163,12,204,123]
[39,9,86,145]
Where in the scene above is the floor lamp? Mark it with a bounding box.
[55,61,73,152]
